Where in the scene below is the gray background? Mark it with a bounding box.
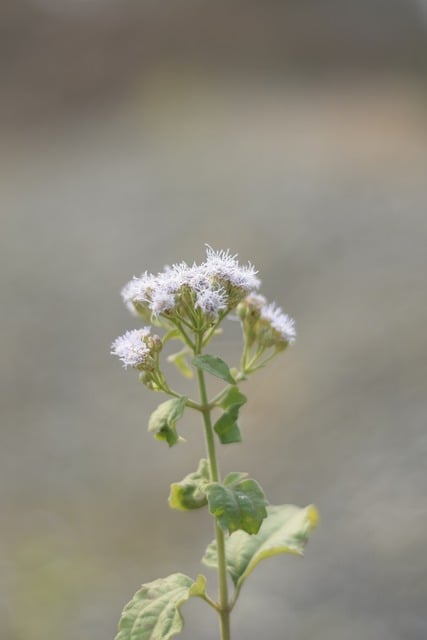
[1,2,427,639]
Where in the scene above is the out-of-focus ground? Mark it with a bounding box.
[1,2,427,639]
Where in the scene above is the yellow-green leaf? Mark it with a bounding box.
[167,350,194,379]
[203,504,319,588]
[114,573,202,640]
[148,397,187,447]
[168,459,210,510]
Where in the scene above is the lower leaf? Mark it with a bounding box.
[202,504,318,589]
[115,573,205,640]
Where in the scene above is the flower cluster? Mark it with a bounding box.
[121,247,260,324]
[111,328,162,371]
[111,247,295,375]
[237,294,296,352]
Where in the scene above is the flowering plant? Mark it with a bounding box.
[111,247,318,640]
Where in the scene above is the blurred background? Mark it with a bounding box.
[1,1,427,639]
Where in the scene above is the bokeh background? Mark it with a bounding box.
[2,1,427,639]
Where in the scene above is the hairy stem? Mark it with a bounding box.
[195,336,231,640]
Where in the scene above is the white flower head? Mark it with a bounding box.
[195,286,228,318]
[243,293,267,309]
[111,327,157,370]
[120,247,261,323]
[121,272,157,317]
[204,246,261,293]
[260,302,296,344]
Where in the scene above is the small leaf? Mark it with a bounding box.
[114,573,201,640]
[188,574,207,597]
[203,504,319,589]
[148,397,187,447]
[213,386,247,444]
[213,407,242,444]
[163,329,182,344]
[205,473,267,535]
[192,355,235,384]
[167,350,194,379]
[219,386,247,410]
[169,459,210,510]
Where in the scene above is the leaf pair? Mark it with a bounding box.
[115,506,319,640]
[169,462,267,536]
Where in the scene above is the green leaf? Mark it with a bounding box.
[115,573,204,640]
[213,386,247,444]
[148,397,187,447]
[188,574,207,597]
[213,406,242,444]
[205,473,267,535]
[169,459,210,510]
[167,350,194,379]
[219,386,247,410]
[163,329,182,344]
[192,355,235,384]
[203,504,319,589]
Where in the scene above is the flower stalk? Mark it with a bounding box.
[195,338,230,639]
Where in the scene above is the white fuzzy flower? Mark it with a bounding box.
[111,328,153,369]
[261,303,296,344]
[195,286,228,317]
[244,293,267,309]
[120,247,261,322]
[204,246,261,292]
[121,273,156,314]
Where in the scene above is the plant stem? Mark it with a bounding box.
[195,339,231,640]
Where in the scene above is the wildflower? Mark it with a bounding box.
[120,247,260,325]
[259,302,296,348]
[195,286,228,318]
[111,328,161,370]
[237,294,296,352]
[205,246,261,295]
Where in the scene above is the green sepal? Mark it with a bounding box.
[192,355,236,384]
[148,397,187,447]
[205,472,268,535]
[114,572,205,640]
[169,459,210,510]
[203,504,319,589]
[167,350,194,379]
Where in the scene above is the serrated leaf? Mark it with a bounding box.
[213,406,242,444]
[203,504,319,589]
[115,573,202,640]
[167,350,194,379]
[192,355,235,384]
[205,473,267,535]
[168,459,210,510]
[148,397,187,447]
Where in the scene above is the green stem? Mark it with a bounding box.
[195,337,231,640]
